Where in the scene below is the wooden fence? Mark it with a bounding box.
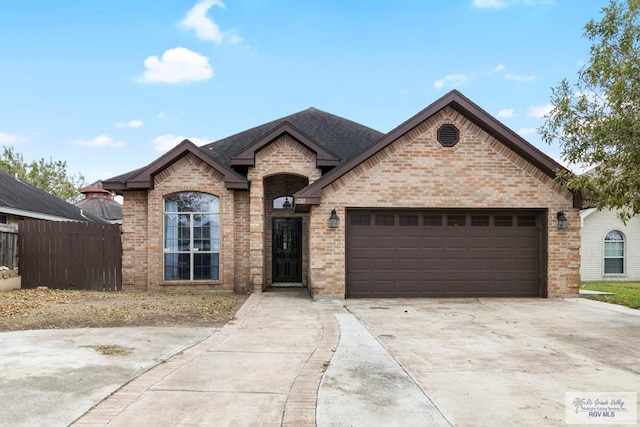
[0,224,18,269]
[19,220,122,291]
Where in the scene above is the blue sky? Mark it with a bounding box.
[0,0,606,184]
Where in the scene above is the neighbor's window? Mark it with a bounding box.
[164,192,220,281]
[604,230,624,275]
[0,214,6,224]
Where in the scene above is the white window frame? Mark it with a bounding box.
[603,230,625,276]
[163,192,220,281]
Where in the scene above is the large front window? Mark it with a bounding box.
[164,192,219,281]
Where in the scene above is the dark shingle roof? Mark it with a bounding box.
[202,107,384,166]
[104,167,144,185]
[104,108,383,187]
[74,198,123,223]
[0,170,104,222]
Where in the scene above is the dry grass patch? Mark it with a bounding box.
[0,288,247,332]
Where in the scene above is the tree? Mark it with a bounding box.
[0,146,85,203]
[539,0,640,221]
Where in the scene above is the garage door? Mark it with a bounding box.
[346,210,544,298]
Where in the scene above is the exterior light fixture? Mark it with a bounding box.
[557,211,568,230]
[282,197,293,214]
[328,208,339,228]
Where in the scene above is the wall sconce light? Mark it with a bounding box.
[282,197,293,214]
[557,211,568,230]
[328,208,339,228]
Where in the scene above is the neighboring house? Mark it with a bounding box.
[103,90,581,299]
[0,169,104,225]
[580,208,640,281]
[75,181,123,225]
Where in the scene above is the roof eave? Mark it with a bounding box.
[0,206,85,222]
[317,159,340,167]
[102,181,127,192]
[121,139,248,191]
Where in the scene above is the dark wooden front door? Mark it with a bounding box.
[273,218,302,282]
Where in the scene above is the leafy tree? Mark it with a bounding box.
[0,146,85,203]
[539,0,640,220]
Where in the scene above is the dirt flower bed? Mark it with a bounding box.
[0,288,248,332]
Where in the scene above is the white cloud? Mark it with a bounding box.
[180,0,242,45]
[517,127,537,136]
[527,104,553,119]
[472,0,509,8]
[227,32,244,45]
[0,132,28,144]
[137,47,213,84]
[153,135,209,152]
[72,135,125,148]
[505,73,536,82]
[490,64,505,73]
[158,112,166,119]
[497,109,514,118]
[433,74,468,89]
[116,120,143,128]
[472,0,554,8]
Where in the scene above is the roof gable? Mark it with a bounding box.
[202,107,383,166]
[230,121,340,167]
[295,90,578,206]
[108,139,248,191]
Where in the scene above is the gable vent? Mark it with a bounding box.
[437,124,459,147]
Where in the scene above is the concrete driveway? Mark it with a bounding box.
[1,293,638,426]
[342,298,640,426]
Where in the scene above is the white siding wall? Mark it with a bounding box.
[580,208,640,281]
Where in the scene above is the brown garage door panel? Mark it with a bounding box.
[346,210,544,298]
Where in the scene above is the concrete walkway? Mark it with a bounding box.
[71,289,443,426]
[5,290,638,426]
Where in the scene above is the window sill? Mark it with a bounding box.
[162,280,222,285]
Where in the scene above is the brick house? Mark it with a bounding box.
[104,90,581,298]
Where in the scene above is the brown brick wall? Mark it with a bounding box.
[122,153,238,290]
[308,107,580,298]
[121,190,148,289]
[247,135,322,290]
[234,190,250,292]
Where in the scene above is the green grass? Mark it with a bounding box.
[581,282,640,309]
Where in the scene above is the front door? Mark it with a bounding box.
[273,218,302,282]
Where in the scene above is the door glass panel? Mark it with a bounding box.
[424,215,442,226]
[376,215,394,226]
[447,215,466,227]
[283,226,292,250]
[494,216,513,227]
[399,215,418,226]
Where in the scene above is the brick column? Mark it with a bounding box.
[249,174,265,291]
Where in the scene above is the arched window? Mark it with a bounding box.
[604,230,624,274]
[164,192,219,281]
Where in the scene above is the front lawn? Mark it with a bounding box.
[581,282,640,309]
